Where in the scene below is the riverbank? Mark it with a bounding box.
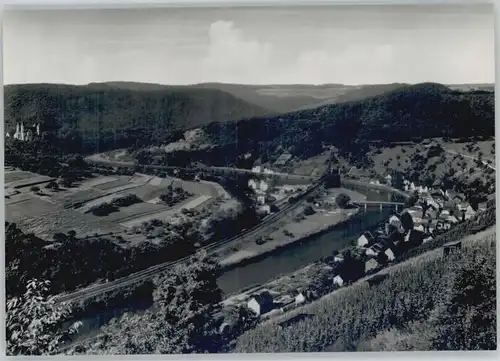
[217,188,366,268]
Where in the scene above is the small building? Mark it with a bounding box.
[443,241,462,257]
[423,236,433,243]
[365,258,379,273]
[258,204,271,215]
[333,275,344,287]
[384,248,395,261]
[247,291,274,316]
[385,174,392,186]
[219,322,231,335]
[357,231,375,247]
[477,202,488,212]
[293,289,312,305]
[334,255,344,263]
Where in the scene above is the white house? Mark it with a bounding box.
[384,248,395,261]
[464,205,476,220]
[248,179,258,190]
[259,180,269,192]
[357,234,370,247]
[388,215,403,233]
[257,195,266,205]
[258,204,271,215]
[295,293,307,305]
[333,275,344,287]
[247,291,274,316]
[414,224,425,232]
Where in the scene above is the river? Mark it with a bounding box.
[66,185,403,345]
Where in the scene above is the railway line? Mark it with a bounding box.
[53,175,326,305]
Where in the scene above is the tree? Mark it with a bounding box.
[6,279,81,356]
[430,252,496,350]
[73,253,224,355]
[335,193,351,209]
[304,205,316,216]
[400,211,414,233]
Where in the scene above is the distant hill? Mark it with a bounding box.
[99,81,409,113]
[4,83,272,153]
[172,82,495,167]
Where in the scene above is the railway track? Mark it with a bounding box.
[54,176,326,305]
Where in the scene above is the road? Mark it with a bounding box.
[85,153,315,183]
[53,176,326,305]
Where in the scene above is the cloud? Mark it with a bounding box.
[200,21,273,83]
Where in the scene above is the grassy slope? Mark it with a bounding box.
[234,226,496,353]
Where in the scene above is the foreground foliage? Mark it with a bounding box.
[6,279,81,356]
[68,254,228,354]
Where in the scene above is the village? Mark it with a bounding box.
[219,174,493,328]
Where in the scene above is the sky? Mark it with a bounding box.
[3,4,495,85]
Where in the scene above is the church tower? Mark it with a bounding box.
[20,123,25,141]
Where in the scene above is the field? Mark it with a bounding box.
[4,168,225,245]
[234,227,496,353]
[290,151,331,177]
[4,170,42,184]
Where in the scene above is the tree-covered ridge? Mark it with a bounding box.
[198,83,494,165]
[4,83,271,153]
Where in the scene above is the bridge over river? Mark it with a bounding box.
[352,200,406,212]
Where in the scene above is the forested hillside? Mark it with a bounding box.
[189,83,495,166]
[4,83,270,153]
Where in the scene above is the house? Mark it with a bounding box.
[388,215,403,232]
[443,241,462,257]
[365,258,379,273]
[247,291,274,316]
[334,255,344,263]
[333,274,344,287]
[248,179,258,190]
[384,248,395,261]
[455,204,476,221]
[477,202,488,212]
[385,174,392,186]
[414,224,425,232]
[423,236,433,243]
[447,191,465,202]
[259,180,269,192]
[365,243,385,257]
[258,204,271,215]
[294,289,312,305]
[436,220,452,232]
[357,231,375,247]
[219,322,231,335]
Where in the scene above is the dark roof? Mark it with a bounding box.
[251,291,273,306]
